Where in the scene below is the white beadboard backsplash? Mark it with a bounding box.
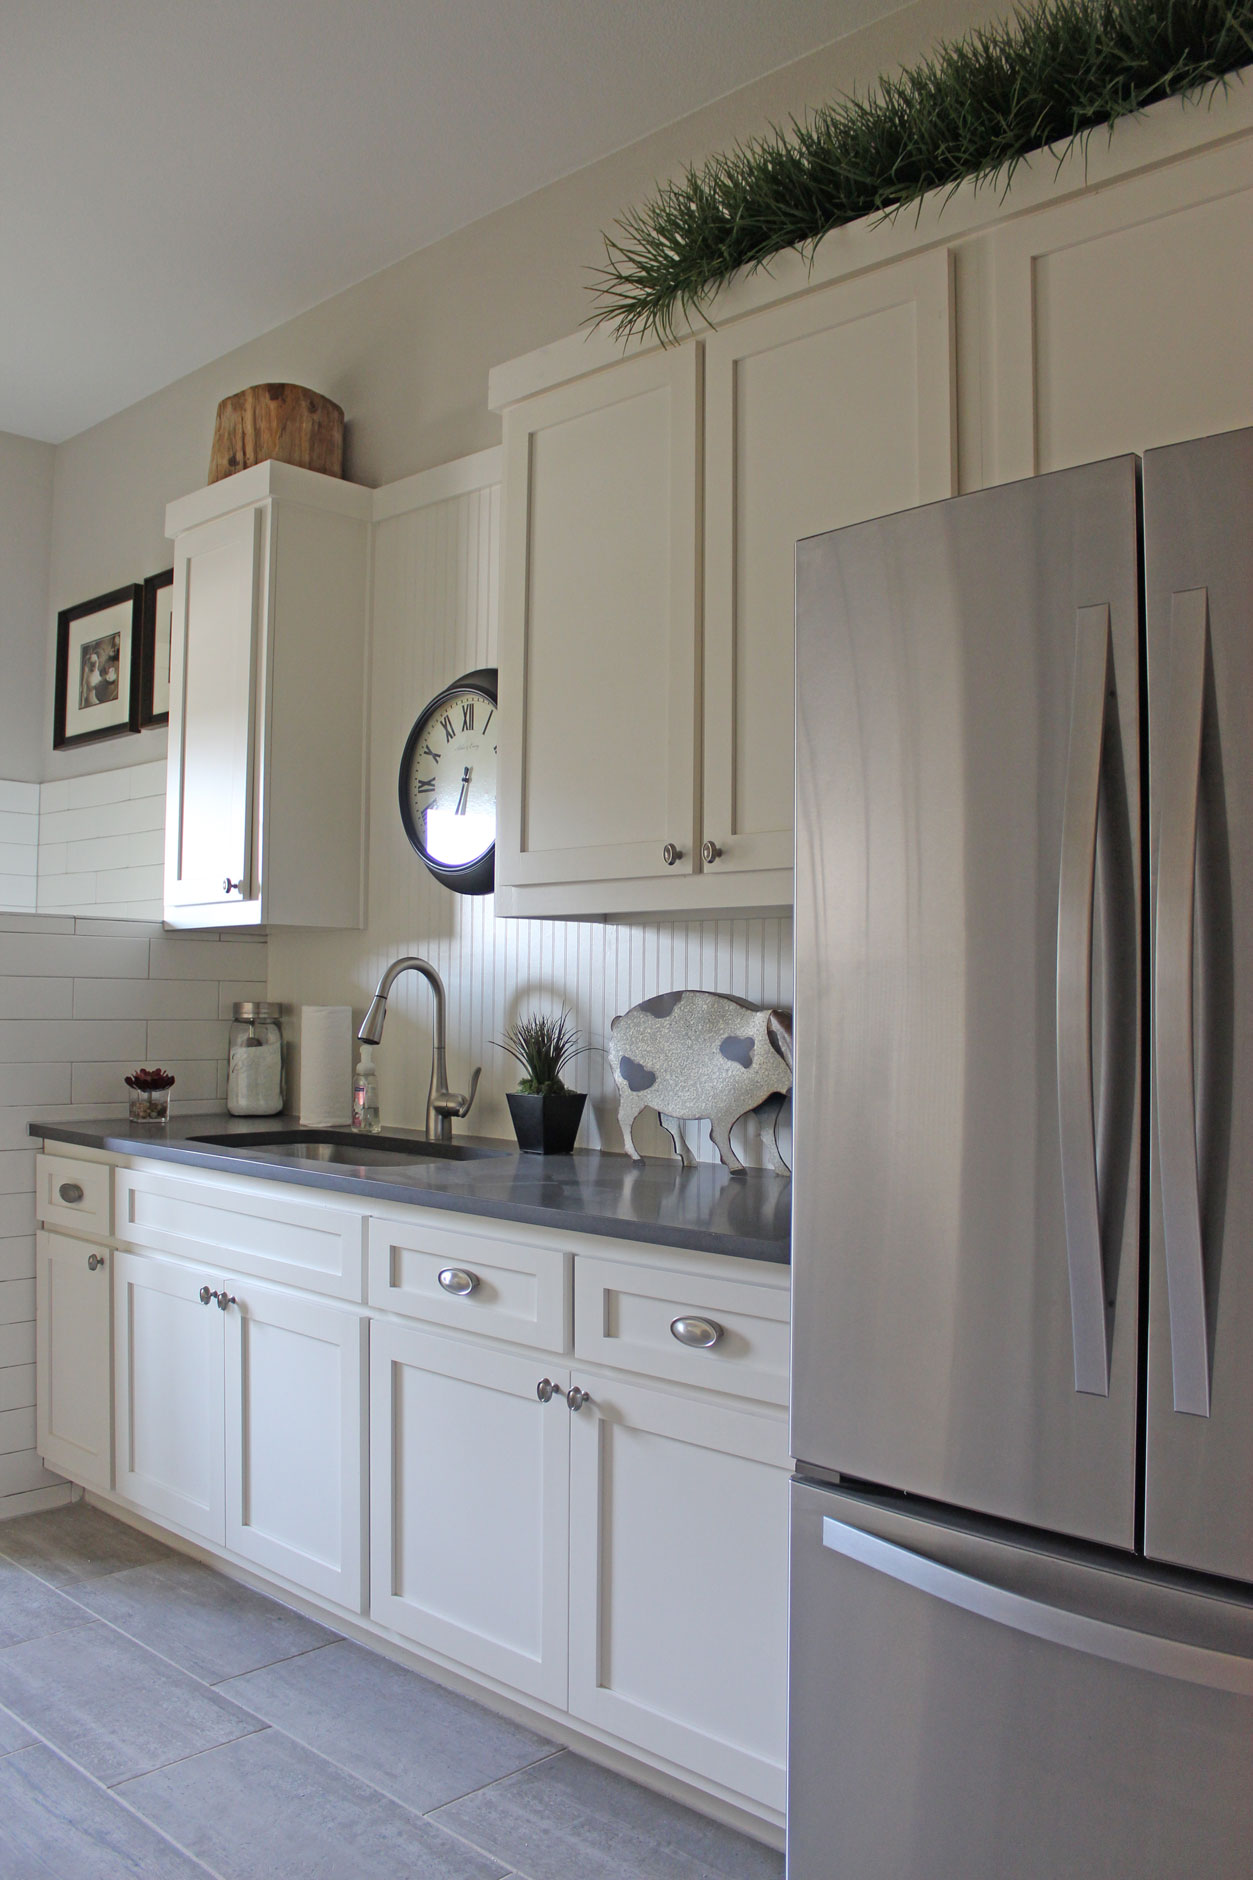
[267,472,794,1166]
[0,913,268,1520]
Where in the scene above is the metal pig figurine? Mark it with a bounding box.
[609,991,793,1174]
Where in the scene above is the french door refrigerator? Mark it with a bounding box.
[789,426,1253,1879]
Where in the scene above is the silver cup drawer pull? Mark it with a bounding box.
[58,1181,85,1204]
[670,1315,723,1350]
[438,1267,479,1297]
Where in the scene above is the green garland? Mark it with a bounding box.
[590,0,1252,343]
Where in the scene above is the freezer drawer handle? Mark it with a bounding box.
[1155,589,1211,1418]
[1056,604,1114,1396]
[820,1517,1253,1697]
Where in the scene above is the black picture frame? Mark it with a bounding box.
[53,584,143,751]
[139,568,174,728]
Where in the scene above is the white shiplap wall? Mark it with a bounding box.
[267,460,793,1164]
[0,781,39,913]
[1,914,267,1519]
[37,759,166,920]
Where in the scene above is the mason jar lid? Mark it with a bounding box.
[232,1002,283,1022]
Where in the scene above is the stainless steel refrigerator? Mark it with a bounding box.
[789,426,1253,1879]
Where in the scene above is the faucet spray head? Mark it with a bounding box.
[357,996,388,1045]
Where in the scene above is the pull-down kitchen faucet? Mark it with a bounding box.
[357,957,480,1143]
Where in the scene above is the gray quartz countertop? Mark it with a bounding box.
[29,1113,791,1265]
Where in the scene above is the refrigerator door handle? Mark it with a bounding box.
[1155,589,1211,1418]
[1056,604,1113,1396]
[821,1516,1253,1696]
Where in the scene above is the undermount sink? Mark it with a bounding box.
[188,1129,509,1165]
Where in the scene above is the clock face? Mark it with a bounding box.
[399,671,497,893]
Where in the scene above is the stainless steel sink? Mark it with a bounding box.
[188,1129,509,1165]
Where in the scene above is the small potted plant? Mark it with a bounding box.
[497,1009,587,1155]
[125,1067,176,1124]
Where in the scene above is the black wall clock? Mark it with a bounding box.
[398,668,498,894]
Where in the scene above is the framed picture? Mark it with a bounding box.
[140,568,174,728]
[53,585,143,750]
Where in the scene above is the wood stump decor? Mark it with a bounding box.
[209,384,344,483]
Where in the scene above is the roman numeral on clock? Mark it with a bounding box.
[440,713,456,742]
[461,701,474,731]
[416,776,435,795]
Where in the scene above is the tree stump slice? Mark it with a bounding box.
[209,384,344,483]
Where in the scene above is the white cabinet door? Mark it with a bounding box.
[224,1281,367,1610]
[370,1320,570,1704]
[498,345,700,891]
[568,1370,791,1812]
[165,505,264,913]
[990,139,1253,480]
[35,1231,112,1491]
[114,1250,225,1543]
[702,249,956,878]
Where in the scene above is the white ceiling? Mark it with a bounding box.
[2,0,901,443]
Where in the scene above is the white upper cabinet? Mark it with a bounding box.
[163,461,372,929]
[702,249,955,881]
[989,137,1253,481]
[497,346,701,906]
[492,251,956,919]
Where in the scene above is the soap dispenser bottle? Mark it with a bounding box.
[352,1044,381,1134]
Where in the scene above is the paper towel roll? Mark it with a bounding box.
[299,1005,353,1127]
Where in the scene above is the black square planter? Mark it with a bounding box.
[506,1090,586,1155]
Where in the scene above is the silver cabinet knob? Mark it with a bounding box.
[701,840,722,865]
[58,1181,85,1204]
[87,1251,105,1272]
[537,1377,557,1403]
[199,1285,215,1306]
[566,1385,591,1412]
[222,878,242,895]
[662,843,683,867]
[670,1315,723,1349]
[438,1267,479,1297]
[216,1292,236,1311]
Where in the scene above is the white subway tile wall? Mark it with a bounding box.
[0,780,40,913]
[0,914,267,1519]
[36,759,166,919]
[267,477,794,1167]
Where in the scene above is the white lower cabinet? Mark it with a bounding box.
[369,1320,570,1704]
[568,1371,790,1813]
[36,1230,113,1492]
[115,1249,366,1609]
[115,1249,225,1542]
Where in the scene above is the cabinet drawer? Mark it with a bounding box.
[368,1212,570,1352]
[574,1257,789,1405]
[114,1166,366,1300]
[35,1154,111,1238]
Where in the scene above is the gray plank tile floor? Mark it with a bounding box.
[0,1503,784,1880]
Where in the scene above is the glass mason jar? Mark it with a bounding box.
[227,1002,285,1116]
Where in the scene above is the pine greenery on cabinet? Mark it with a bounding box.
[590,0,1253,342]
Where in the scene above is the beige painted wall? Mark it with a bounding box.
[42,0,997,778]
[0,432,55,783]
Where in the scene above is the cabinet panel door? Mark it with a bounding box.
[224,1282,366,1610]
[568,1371,791,1812]
[165,505,264,911]
[990,140,1253,480]
[36,1231,112,1491]
[498,346,700,888]
[114,1251,224,1542]
[370,1321,569,1704]
[703,250,956,876]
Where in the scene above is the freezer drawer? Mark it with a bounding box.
[789,1480,1253,1880]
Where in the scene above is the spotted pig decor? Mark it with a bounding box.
[609,991,793,1174]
